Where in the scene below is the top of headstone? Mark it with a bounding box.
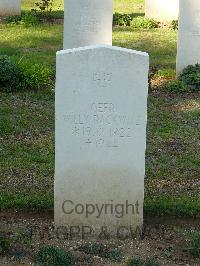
[57,45,149,58]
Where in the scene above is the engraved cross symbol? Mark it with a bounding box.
[72,126,80,136]
[85,139,92,145]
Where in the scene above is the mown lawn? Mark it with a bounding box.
[0,0,199,216]
[22,0,144,14]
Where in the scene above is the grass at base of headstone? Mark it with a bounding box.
[0,192,53,211]
[0,192,199,219]
[144,196,200,218]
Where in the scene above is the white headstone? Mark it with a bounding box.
[176,0,200,75]
[55,45,149,237]
[145,0,179,22]
[0,0,21,16]
[63,0,113,49]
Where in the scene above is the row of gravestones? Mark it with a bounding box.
[1,0,199,236]
[146,0,200,74]
[63,0,200,81]
[1,0,199,74]
[0,0,178,19]
[55,0,200,236]
[0,0,178,20]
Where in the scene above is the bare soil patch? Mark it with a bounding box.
[0,212,199,265]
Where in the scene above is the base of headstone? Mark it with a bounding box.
[176,0,200,75]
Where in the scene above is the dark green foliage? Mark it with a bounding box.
[131,17,159,29]
[4,15,22,24]
[128,257,143,266]
[5,12,40,26]
[179,64,200,91]
[113,13,158,28]
[187,232,200,258]
[128,257,159,266]
[0,228,12,255]
[165,80,188,93]
[113,13,132,26]
[34,0,53,12]
[32,0,54,20]
[18,61,54,90]
[145,259,159,266]
[170,20,178,30]
[163,246,173,258]
[5,0,55,26]
[165,64,200,93]
[0,55,53,92]
[0,192,53,211]
[35,246,75,266]
[0,55,23,92]
[78,242,123,262]
[0,227,33,257]
[20,12,40,26]
[144,196,200,217]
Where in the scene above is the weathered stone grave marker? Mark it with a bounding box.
[0,0,21,16]
[145,0,179,22]
[55,45,149,236]
[63,0,113,49]
[176,0,200,75]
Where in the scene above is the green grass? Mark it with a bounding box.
[21,0,144,14]
[113,28,177,73]
[2,0,176,74]
[144,196,200,217]
[114,0,144,14]
[0,192,53,210]
[0,26,177,74]
[22,0,63,12]
[0,92,199,217]
[0,0,199,217]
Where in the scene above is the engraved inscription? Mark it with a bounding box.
[93,72,112,87]
[91,102,115,113]
[63,113,133,125]
[64,102,142,149]
[76,17,101,33]
[190,30,200,36]
[82,3,90,11]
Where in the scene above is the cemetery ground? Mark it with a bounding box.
[0,0,199,265]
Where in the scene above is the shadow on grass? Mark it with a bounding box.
[128,12,145,18]
[20,10,64,19]
[0,24,62,63]
[113,29,177,70]
[1,22,176,70]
